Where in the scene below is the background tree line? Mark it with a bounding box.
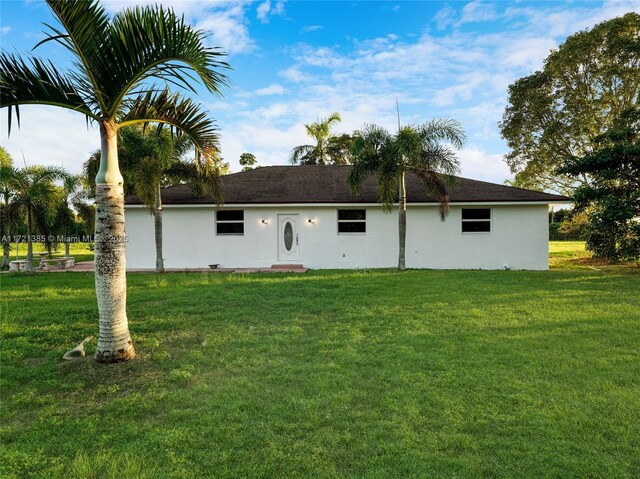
[0,146,95,272]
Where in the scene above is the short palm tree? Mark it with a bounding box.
[6,166,67,273]
[290,112,352,165]
[0,0,229,362]
[348,120,466,270]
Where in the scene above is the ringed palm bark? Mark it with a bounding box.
[0,0,229,362]
[6,166,67,273]
[348,120,466,270]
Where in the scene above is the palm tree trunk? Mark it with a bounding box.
[398,171,407,271]
[2,243,9,269]
[94,121,135,363]
[26,206,34,274]
[2,200,10,269]
[154,183,164,273]
[65,224,70,257]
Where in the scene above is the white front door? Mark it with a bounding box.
[278,214,299,261]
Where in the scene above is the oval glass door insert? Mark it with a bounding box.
[283,221,293,251]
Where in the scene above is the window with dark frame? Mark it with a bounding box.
[216,210,244,235]
[461,208,491,233]
[338,209,366,233]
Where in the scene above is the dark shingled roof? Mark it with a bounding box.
[125,165,569,205]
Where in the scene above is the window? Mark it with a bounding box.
[338,209,366,233]
[461,208,491,233]
[216,210,244,235]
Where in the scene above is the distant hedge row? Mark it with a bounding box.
[549,222,583,241]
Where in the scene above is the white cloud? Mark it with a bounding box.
[498,37,556,70]
[254,84,285,96]
[197,4,255,55]
[1,26,11,35]
[256,0,285,24]
[294,45,345,69]
[103,0,216,16]
[432,73,489,107]
[460,1,498,24]
[0,106,99,174]
[457,146,512,183]
[219,122,305,170]
[301,25,323,33]
[279,66,314,83]
[256,1,271,23]
[103,0,256,55]
[433,5,457,30]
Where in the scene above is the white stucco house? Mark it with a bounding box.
[124,165,570,270]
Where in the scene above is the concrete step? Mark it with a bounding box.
[271,263,305,270]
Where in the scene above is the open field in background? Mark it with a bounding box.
[9,242,95,264]
[549,241,639,271]
[549,240,588,258]
[1,242,639,478]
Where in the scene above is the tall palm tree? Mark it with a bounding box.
[0,0,229,362]
[348,120,466,270]
[6,166,67,273]
[290,112,352,165]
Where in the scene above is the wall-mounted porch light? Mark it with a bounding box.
[261,219,269,224]
[308,218,316,224]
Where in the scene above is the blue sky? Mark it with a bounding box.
[1,0,639,185]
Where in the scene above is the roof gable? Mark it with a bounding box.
[125,165,570,205]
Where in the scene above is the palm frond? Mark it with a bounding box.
[326,133,353,165]
[412,169,451,220]
[415,144,461,178]
[376,153,401,211]
[62,174,83,196]
[42,0,110,111]
[395,126,424,168]
[419,118,467,149]
[165,159,221,203]
[290,144,317,164]
[118,90,221,173]
[0,53,96,133]
[6,166,67,234]
[83,150,101,197]
[131,157,162,211]
[102,4,229,115]
[71,194,95,235]
[347,124,390,194]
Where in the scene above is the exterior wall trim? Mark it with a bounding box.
[125,200,570,209]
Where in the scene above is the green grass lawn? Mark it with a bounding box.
[1,243,639,478]
[10,242,94,264]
